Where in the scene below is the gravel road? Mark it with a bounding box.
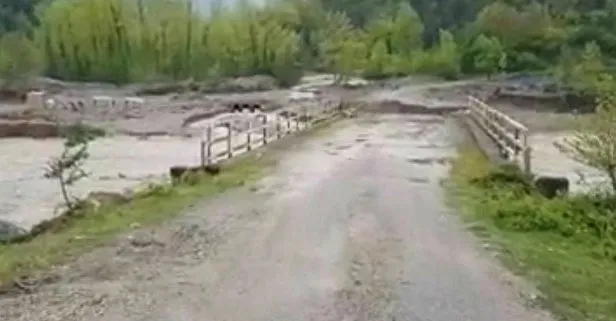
[0,113,554,321]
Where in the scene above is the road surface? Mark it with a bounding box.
[1,114,553,321]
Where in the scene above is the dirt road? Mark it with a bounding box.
[1,114,553,321]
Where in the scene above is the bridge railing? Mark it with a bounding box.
[200,100,342,165]
[467,95,531,175]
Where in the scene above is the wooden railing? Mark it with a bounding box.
[199,100,342,165]
[467,96,532,174]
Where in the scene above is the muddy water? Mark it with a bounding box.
[0,136,204,229]
[0,111,303,230]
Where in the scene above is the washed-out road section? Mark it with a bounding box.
[1,113,553,321]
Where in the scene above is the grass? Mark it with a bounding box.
[0,114,345,288]
[448,145,616,321]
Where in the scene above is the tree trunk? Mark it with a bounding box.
[58,175,73,211]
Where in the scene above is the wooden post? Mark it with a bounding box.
[513,128,520,157]
[523,134,531,175]
[200,140,206,167]
[226,123,232,158]
[276,116,282,139]
[246,120,252,151]
[206,126,213,164]
[262,115,268,144]
[287,116,291,133]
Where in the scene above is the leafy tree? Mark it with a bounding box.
[0,32,42,82]
[44,124,101,211]
[416,29,460,79]
[469,34,506,78]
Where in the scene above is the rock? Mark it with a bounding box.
[169,165,221,183]
[0,220,28,242]
[534,176,569,198]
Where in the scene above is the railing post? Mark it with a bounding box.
[287,116,291,133]
[226,123,232,158]
[200,140,206,167]
[261,115,268,144]
[513,128,521,157]
[246,119,252,151]
[206,126,212,164]
[523,134,531,175]
[276,115,282,139]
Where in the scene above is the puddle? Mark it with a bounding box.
[407,177,430,184]
[406,157,451,165]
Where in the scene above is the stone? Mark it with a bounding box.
[169,165,221,182]
[534,176,569,199]
[0,220,28,242]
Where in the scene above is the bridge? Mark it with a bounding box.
[463,95,605,194]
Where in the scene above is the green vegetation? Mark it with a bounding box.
[1,0,616,89]
[450,146,616,321]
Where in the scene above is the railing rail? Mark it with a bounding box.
[467,95,531,174]
[199,100,342,165]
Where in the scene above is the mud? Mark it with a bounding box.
[0,114,554,321]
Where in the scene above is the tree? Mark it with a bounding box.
[44,124,100,211]
[0,31,42,82]
[556,93,616,192]
[469,34,506,78]
[416,29,460,79]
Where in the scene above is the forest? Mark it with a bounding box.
[0,0,615,95]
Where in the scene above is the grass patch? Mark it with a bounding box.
[0,114,345,287]
[448,145,616,321]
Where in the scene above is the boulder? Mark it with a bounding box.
[533,176,569,198]
[169,165,221,183]
[0,220,28,242]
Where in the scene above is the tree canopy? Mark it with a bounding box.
[0,0,614,89]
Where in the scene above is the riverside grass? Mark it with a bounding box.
[448,145,616,321]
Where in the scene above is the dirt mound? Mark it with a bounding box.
[0,120,59,138]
